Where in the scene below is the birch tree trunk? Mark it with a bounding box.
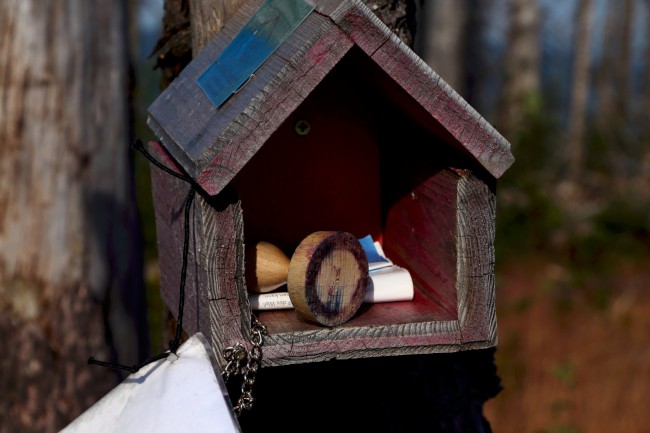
[616,0,634,120]
[567,0,594,183]
[595,0,619,126]
[0,1,148,432]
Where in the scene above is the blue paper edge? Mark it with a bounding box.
[358,235,390,264]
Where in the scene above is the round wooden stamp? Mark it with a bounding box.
[287,231,368,327]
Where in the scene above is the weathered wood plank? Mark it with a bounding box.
[455,169,498,347]
[197,191,251,364]
[151,161,205,337]
[149,0,513,198]
[383,168,460,320]
[333,0,515,178]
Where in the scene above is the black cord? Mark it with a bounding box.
[169,187,195,354]
[88,139,196,374]
[88,351,171,374]
[131,139,193,184]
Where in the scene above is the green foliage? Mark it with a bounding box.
[495,90,650,313]
[495,92,564,257]
[564,200,649,268]
[496,180,565,258]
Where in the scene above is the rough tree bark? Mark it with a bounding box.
[0,1,149,432]
[151,1,501,432]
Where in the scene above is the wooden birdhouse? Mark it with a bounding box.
[146,0,514,369]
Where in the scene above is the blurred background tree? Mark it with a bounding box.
[0,1,149,432]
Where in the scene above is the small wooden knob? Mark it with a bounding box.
[245,241,291,293]
[287,231,368,327]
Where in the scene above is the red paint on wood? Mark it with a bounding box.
[383,171,459,320]
[149,140,187,176]
[232,65,383,255]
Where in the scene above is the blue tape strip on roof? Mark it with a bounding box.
[197,0,315,108]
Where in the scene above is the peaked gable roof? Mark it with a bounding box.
[147,0,514,196]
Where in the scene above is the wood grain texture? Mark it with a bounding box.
[150,150,251,370]
[189,0,246,53]
[455,169,497,347]
[244,241,290,293]
[151,162,203,338]
[197,190,251,363]
[148,0,513,197]
[0,0,147,430]
[150,10,353,196]
[287,231,368,327]
[333,0,514,178]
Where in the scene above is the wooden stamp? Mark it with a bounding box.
[287,231,368,327]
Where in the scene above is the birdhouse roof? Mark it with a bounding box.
[147,0,514,196]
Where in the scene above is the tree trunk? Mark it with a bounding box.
[190,0,246,51]
[498,0,541,142]
[645,0,650,136]
[567,0,594,183]
[642,0,650,182]
[595,0,618,126]
[616,0,634,120]
[414,0,466,91]
[463,0,489,111]
[0,1,148,432]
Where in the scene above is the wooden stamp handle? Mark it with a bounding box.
[245,241,290,293]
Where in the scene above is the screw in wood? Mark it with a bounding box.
[294,119,311,135]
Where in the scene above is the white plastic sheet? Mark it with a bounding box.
[60,333,241,433]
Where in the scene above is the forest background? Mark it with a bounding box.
[1,0,649,432]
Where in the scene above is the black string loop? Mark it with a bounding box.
[88,139,196,373]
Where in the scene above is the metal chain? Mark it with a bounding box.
[222,315,267,416]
